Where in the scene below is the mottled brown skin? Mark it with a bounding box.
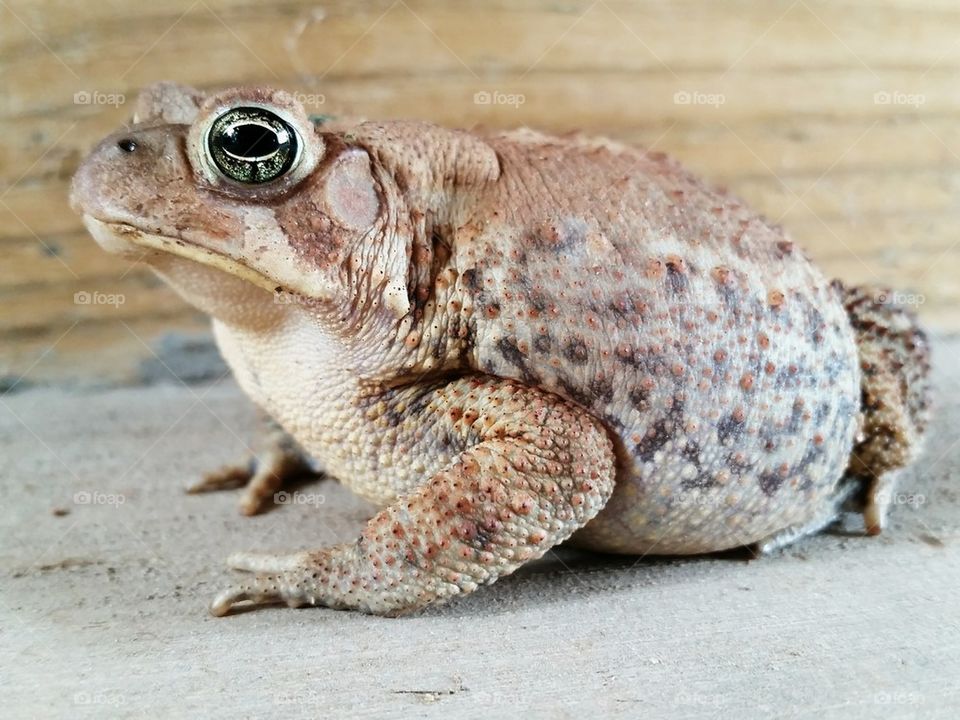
[70,83,930,616]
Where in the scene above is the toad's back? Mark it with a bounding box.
[455,130,862,553]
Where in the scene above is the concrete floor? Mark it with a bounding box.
[2,339,959,719]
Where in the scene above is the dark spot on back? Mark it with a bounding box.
[665,258,688,294]
[717,284,740,311]
[797,444,824,473]
[681,439,702,468]
[814,402,831,425]
[616,347,641,367]
[528,291,549,313]
[533,334,552,353]
[462,268,481,291]
[556,375,595,409]
[728,453,754,474]
[496,337,536,383]
[589,377,614,404]
[562,338,589,365]
[787,399,804,433]
[629,386,650,410]
[758,471,785,496]
[717,412,745,444]
[635,418,672,462]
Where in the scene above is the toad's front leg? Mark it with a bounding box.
[210,377,616,616]
[188,412,320,516]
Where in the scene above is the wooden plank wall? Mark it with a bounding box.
[2,0,958,387]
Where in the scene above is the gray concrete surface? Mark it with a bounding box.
[2,338,959,719]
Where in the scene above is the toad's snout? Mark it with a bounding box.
[70,127,181,225]
[70,124,248,252]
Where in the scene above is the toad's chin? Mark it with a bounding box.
[80,215,279,293]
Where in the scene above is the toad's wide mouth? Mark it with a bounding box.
[81,215,279,293]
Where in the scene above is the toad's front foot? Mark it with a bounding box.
[188,417,319,516]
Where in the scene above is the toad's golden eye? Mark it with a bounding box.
[206,107,299,184]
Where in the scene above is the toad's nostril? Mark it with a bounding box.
[117,138,138,153]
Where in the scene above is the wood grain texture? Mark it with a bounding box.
[2,0,958,386]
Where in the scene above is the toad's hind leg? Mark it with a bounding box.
[210,378,616,616]
[842,284,932,535]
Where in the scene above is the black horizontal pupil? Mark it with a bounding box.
[208,107,298,184]
[223,123,280,160]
